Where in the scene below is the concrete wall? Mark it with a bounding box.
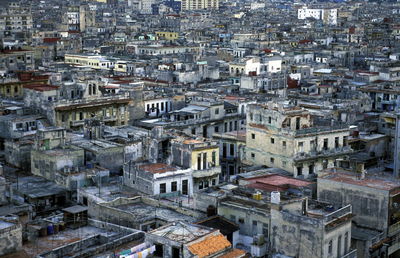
[4,139,33,170]
[31,147,84,181]
[0,223,22,256]
[270,208,323,258]
[318,178,389,230]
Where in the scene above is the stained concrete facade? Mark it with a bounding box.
[123,162,193,196]
[0,220,22,256]
[318,168,400,257]
[246,102,352,178]
[270,202,353,258]
[170,137,221,191]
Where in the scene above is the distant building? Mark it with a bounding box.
[297,7,337,25]
[181,0,219,11]
[245,102,353,178]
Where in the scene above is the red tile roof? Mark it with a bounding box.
[23,84,58,92]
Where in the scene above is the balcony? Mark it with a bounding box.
[103,116,117,122]
[389,220,400,236]
[192,166,221,179]
[293,146,353,161]
[324,205,352,225]
[70,120,84,127]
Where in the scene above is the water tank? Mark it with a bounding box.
[271,191,280,204]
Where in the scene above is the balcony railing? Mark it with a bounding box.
[389,220,400,236]
[341,249,357,258]
[192,166,221,179]
[324,205,352,224]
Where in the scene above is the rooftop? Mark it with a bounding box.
[148,221,213,244]
[138,163,178,174]
[188,233,231,257]
[319,168,400,192]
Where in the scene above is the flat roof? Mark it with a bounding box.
[319,169,400,191]
[149,221,212,244]
[139,163,178,174]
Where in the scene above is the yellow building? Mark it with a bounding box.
[0,72,49,99]
[171,137,221,191]
[64,54,116,70]
[246,103,353,178]
[155,31,179,41]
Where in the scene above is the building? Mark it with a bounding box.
[181,0,219,11]
[213,130,246,181]
[145,221,245,257]
[245,102,353,178]
[0,218,22,256]
[318,168,400,258]
[170,137,221,191]
[123,162,193,196]
[297,7,338,25]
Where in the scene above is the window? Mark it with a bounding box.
[238,218,244,224]
[262,223,269,237]
[214,126,219,133]
[215,108,219,115]
[271,138,275,144]
[323,138,328,150]
[197,154,202,170]
[230,144,235,156]
[199,181,204,190]
[252,220,258,233]
[323,159,328,169]
[212,151,216,166]
[270,158,274,164]
[251,153,255,159]
[282,161,287,167]
[268,116,272,124]
[171,181,177,192]
[251,133,255,139]
[222,143,227,158]
[335,137,339,148]
[161,102,164,111]
[160,183,166,194]
[298,142,303,147]
[296,117,300,130]
[343,136,348,146]
[205,180,209,188]
[212,179,216,186]
[338,235,342,257]
[328,240,333,255]
[282,141,286,148]
[297,166,303,176]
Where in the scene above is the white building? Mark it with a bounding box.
[144,97,172,117]
[297,7,337,25]
[124,163,193,196]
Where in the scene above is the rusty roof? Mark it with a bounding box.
[139,163,177,174]
[245,174,312,189]
[319,169,400,191]
[23,84,58,92]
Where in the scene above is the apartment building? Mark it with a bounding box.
[245,102,353,178]
[181,0,219,11]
